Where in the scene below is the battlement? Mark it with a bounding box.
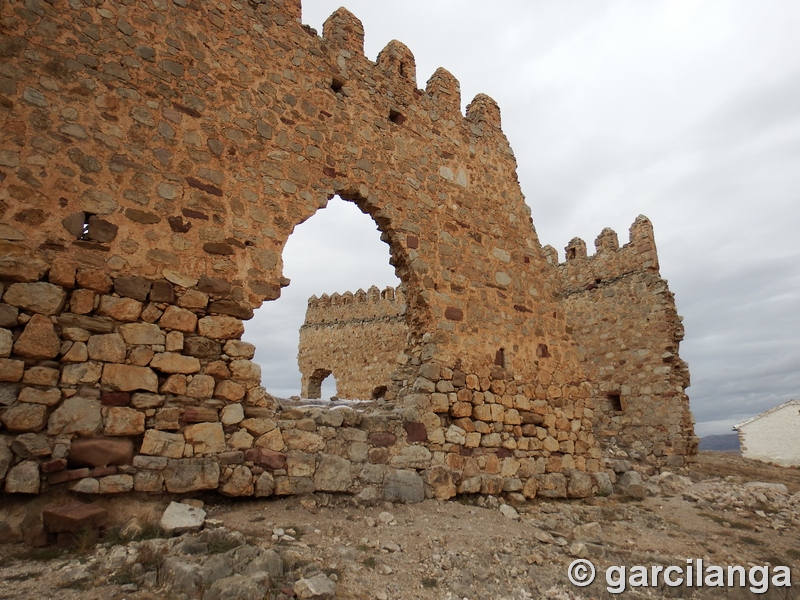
[303,285,406,327]
[547,215,661,293]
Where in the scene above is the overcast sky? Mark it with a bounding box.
[243,1,800,436]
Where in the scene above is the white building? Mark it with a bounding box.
[734,400,800,467]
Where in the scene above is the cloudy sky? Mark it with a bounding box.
[243,1,800,436]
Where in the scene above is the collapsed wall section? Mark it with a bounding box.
[298,286,408,400]
[550,217,698,466]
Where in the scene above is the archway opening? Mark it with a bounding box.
[244,197,401,401]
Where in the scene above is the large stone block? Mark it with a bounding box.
[47,397,103,436]
[159,305,198,333]
[119,322,165,345]
[13,314,61,359]
[184,422,225,454]
[18,387,62,406]
[101,364,159,392]
[197,316,244,339]
[314,454,353,492]
[3,282,66,315]
[87,333,127,363]
[4,460,40,493]
[68,437,134,467]
[0,328,11,358]
[383,469,424,503]
[163,458,220,493]
[104,407,145,436]
[96,295,143,321]
[43,502,108,533]
[141,430,186,458]
[150,352,201,374]
[1,402,48,432]
[0,359,24,382]
[219,465,254,496]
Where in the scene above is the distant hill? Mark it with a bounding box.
[699,433,741,452]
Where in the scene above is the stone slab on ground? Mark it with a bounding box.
[42,501,108,533]
[160,501,206,535]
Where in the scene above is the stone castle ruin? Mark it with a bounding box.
[0,0,696,501]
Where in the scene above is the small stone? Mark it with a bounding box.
[185,374,215,398]
[43,501,108,533]
[1,403,48,432]
[68,438,134,467]
[4,460,40,493]
[215,380,246,402]
[163,458,220,493]
[61,341,89,362]
[3,282,66,315]
[114,276,152,301]
[47,396,103,436]
[151,352,201,374]
[119,322,165,345]
[13,314,61,359]
[220,403,245,425]
[141,430,185,458]
[98,474,134,493]
[160,500,206,534]
[18,386,61,406]
[185,422,225,454]
[11,433,50,458]
[0,359,24,382]
[159,305,198,333]
[104,407,145,436]
[87,333,127,363]
[96,295,143,321]
[499,504,520,520]
[293,574,337,599]
[223,340,256,359]
[102,364,159,392]
[76,269,113,292]
[197,315,244,339]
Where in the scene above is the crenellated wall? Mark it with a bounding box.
[0,0,694,501]
[298,285,408,399]
[548,216,698,465]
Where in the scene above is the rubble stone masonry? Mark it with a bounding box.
[298,285,408,400]
[0,0,695,501]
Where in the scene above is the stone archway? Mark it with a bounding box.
[304,368,333,400]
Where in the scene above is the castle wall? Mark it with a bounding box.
[550,217,698,466]
[298,286,408,399]
[0,0,693,500]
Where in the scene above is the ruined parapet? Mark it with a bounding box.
[0,0,692,503]
[298,286,409,400]
[553,216,697,466]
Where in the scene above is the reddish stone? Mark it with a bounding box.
[444,307,463,321]
[41,459,68,473]
[90,466,118,477]
[182,406,219,423]
[244,448,286,470]
[368,432,397,447]
[403,421,427,443]
[496,448,513,458]
[68,438,134,467]
[47,467,90,484]
[406,235,419,249]
[101,391,131,406]
[43,502,108,533]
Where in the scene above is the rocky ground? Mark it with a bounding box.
[0,452,798,599]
